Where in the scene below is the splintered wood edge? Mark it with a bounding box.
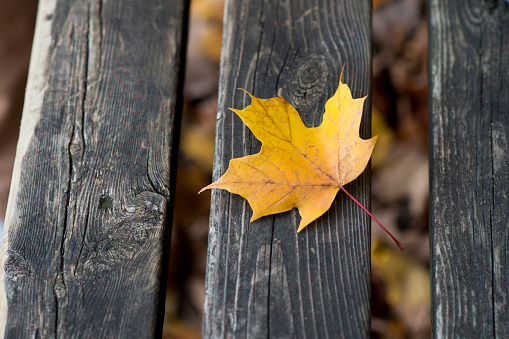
[0,0,57,335]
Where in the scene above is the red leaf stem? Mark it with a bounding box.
[340,186,405,251]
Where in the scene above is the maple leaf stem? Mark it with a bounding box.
[340,186,406,251]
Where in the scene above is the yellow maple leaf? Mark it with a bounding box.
[201,69,404,250]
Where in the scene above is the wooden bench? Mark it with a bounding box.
[429,0,509,337]
[203,0,372,337]
[0,0,188,337]
[1,0,508,337]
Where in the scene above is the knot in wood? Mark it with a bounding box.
[484,0,498,12]
[4,250,32,282]
[81,191,166,274]
[82,220,152,273]
[287,55,329,125]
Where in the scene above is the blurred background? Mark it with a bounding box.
[0,0,429,338]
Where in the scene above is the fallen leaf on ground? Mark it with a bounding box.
[201,68,404,250]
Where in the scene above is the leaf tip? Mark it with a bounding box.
[249,214,261,223]
[237,88,253,97]
[296,221,309,233]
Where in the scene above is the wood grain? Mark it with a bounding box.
[203,0,372,337]
[0,0,188,337]
[430,1,509,337]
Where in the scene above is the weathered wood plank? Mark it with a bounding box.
[430,1,509,337]
[204,0,372,337]
[0,0,188,337]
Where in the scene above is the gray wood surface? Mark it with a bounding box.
[430,1,509,337]
[203,0,373,337]
[0,0,188,337]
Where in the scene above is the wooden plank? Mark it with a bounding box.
[0,0,188,337]
[430,1,509,337]
[203,0,372,337]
